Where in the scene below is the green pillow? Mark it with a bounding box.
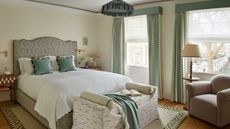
[57,56,76,72]
[31,57,53,75]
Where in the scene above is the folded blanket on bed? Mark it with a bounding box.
[126,82,156,95]
[105,94,140,129]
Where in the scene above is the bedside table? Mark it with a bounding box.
[81,66,102,71]
[0,74,16,101]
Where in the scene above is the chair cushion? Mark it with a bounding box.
[190,94,217,125]
[211,75,230,94]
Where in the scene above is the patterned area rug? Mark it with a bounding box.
[0,104,187,129]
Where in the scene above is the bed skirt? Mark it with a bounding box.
[16,89,73,129]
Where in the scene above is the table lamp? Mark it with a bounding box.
[182,44,201,80]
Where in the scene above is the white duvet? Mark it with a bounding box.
[18,69,132,129]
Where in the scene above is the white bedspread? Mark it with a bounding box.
[18,69,132,129]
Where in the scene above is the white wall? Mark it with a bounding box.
[0,0,100,73]
[96,15,113,71]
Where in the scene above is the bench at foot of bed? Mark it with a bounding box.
[72,86,159,129]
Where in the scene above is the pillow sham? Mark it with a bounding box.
[56,56,76,72]
[48,56,59,71]
[31,57,53,75]
[18,58,34,74]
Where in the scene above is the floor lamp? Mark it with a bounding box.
[182,44,201,80]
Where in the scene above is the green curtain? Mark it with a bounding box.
[176,0,230,13]
[112,17,124,74]
[147,14,163,98]
[171,13,186,103]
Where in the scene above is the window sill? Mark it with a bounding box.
[125,65,148,69]
[193,72,217,81]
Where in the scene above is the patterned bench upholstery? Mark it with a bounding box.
[72,90,159,129]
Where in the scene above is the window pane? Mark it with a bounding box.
[187,8,230,75]
[192,43,230,74]
[126,42,148,67]
[125,15,148,67]
[187,8,230,42]
[125,15,148,42]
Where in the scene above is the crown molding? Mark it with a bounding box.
[0,0,99,17]
[26,0,98,13]
[0,0,174,17]
[13,0,172,14]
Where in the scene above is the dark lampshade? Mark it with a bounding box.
[101,0,134,17]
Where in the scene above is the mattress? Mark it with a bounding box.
[17,69,132,129]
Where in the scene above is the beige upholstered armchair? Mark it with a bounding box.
[187,75,230,127]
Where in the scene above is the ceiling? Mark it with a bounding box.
[27,0,167,13]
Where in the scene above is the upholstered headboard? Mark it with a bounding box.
[13,37,77,76]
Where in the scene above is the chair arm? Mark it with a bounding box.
[217,88,230,102]
[187,81,212,98]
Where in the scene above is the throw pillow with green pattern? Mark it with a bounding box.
[31,57,53,75]
[57,56,76,72]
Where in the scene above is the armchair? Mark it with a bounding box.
[187,75,230,127]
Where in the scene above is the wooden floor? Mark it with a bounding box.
[0,101,15,129]
[160,99,230,129]
[0,100,230,129]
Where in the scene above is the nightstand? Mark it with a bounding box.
[0,74,16,101]
[81,66,102,71]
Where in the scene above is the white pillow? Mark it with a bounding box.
[48,56,59,71]
[18,58,34,75]
[18,58,25,74]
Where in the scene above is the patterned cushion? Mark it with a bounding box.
[31,57,53,75]
[57,56,76,72]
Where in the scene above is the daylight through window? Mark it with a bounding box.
[187,8,230,74]
[125,15,148,68]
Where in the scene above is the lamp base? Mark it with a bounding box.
[189,61,193,82]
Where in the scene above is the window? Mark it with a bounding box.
[125,15,148,68]
[187,8,230,74]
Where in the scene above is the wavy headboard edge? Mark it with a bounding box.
[13,37,77,76]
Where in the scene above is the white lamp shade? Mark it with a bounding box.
[182,44,201,57]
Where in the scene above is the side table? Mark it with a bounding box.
[0,74,16,101]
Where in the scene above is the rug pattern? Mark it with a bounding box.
[159,105,188,129]
[1,104,187,129]
[0,105,25,129]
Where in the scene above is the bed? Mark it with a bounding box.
[13,37,131,129]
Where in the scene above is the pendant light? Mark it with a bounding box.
[101,0,134,17]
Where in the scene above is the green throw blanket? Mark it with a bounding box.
[105,94,140,129]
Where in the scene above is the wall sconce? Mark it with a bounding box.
[76,49,85,54]
[0,50,8,57]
